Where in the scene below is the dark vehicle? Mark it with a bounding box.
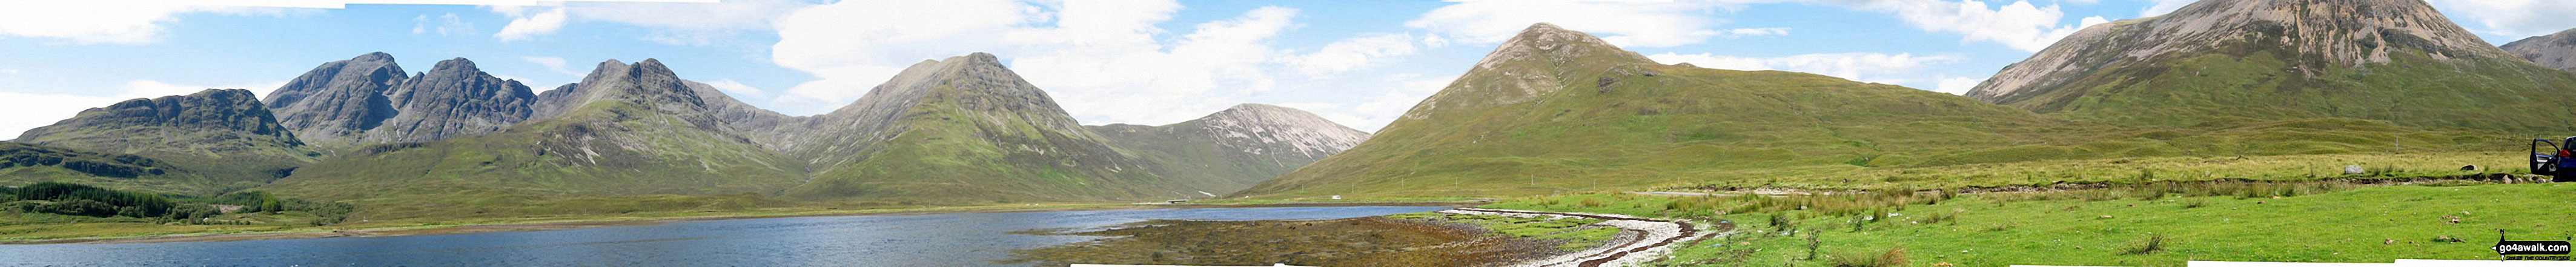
[2531,137,2576,182]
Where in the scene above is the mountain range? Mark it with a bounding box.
[1237,0,2568,198]
[1965,0,2576,132]
[2503,27,2576,71]
[5,52,1369,207]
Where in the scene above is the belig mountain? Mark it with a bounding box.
[1089,104,1371,196]
[1233,23,2085,198]
[10,89,316,194]
[2503,27,2576,71]
[1965,0,2576,132]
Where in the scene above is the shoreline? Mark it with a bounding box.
[1,201,1480,245]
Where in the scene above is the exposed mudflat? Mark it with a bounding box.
[1004,217,1562,266]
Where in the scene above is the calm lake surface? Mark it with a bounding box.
[0,206,1453,266]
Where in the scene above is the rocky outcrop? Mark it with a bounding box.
[2503,28,2576,71]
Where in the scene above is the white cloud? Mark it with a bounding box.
[412,13,472,36]
[520,56,583,77]
[0,69,16,74]
[2138,0,2194,16]
[1647,52,1961,84]
[0,2,299,44]
[2427,0,2576,38]
[769,0,1339,126]
[700,79,764,98]
[1286,33,1420,76]
[512,0,812,45]
[1827,0,2107,52]
[1934,76,1982,95]
[0,79,286,140]
[492,5,566,42]
[1719,27,1791,37]
[1405,0,1775,48]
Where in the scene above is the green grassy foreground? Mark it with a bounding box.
[1480,182,2575,266]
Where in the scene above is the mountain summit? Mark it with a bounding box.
[263,53,538,148]
[2503,27,2576,71]
[1089,104,1370,194]
[1234,23,2055,197]
[777,53,1184,202]
[1964,0,2576,131]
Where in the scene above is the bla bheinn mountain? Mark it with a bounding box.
[1090,104,1371,196]
[1965,0,2576,132]
[1233,23,2076,198]
[260,59,810,203]
[2503,27,2576,72]
[12,89,316,193]
[262,53,538,150]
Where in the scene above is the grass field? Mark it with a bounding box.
[1479,181,2575,266]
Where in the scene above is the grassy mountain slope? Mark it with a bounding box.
[0,142,217,195]
[780,53,1183,203]
[1233,24,2085,197]
[260,59,807,208]
[12,89,315,193]
[1088,104,1371,196]
[1967,0,2576,133]
[1234,23,2513,199]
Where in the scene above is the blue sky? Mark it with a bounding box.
[1,0,2571,138]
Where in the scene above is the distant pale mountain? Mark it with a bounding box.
[12,89,315,193]
[1090,104,1371,196]
[262,59,809,202]
[1233,23,2074,198]
[263,53,538,149]
[2503,28,2576,71]
[1965,0,2576,132]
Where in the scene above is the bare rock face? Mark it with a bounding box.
[2503,28,2576,71]
[368,58,538,143]
[263,52,406,145]
[263,53,538,148]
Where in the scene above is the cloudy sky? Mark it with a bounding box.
[1,0,2569,138]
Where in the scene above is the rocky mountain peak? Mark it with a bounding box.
[1474,22,1654,71]
[262,52,411,145]
[428,58,478,72]
[1185,103,1370,157]
[2503,27,2576,71]
[1967,0,2518,104]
